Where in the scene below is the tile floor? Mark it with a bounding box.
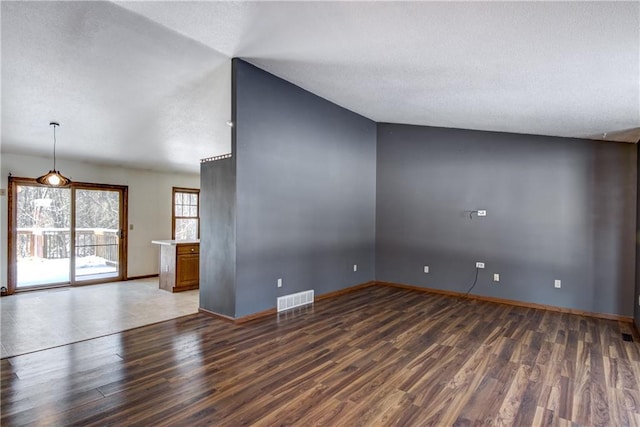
[0,278,199,358]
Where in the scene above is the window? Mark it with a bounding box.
[172,187,199,240]
[8,176,128,294]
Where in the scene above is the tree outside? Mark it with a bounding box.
[16,184,121,287]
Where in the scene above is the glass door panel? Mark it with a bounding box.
[15,184,71,288]
[73,188,121,282]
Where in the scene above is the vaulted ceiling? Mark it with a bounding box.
[2,1,638,174]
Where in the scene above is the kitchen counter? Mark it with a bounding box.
[151,239,200,246]
[152,240,199,292]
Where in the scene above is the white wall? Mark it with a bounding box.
[0,153,200,286]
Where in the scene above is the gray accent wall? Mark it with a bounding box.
[376,124,637,316]
[200,59,638,320]
[636,148,640,328]
[206,59,377,318]
[200,156,236,317]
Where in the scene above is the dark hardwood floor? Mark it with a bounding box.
[2,285,639,426]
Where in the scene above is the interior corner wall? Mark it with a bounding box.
[635,147,640,328]
[1,153,200,284]
[200,157,236,317]
[376,124,637,317]
[233,60,376,317]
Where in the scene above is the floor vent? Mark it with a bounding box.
[622,333,633,342]
[277,290,314,313]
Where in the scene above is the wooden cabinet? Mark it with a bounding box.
[176,244,199,289]
[153,240,199,292]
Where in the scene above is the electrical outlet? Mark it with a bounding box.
[353,264,358,272]
[493,273,499,282]
[129,224,134,230]
[277,278,282,288]
[477,210,487,217]
[423,265,429,273]
[476,262,485,269]
[554,279,561,289]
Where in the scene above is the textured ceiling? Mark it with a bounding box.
[1,1,231,174]
[118,1,640,143]
[2,1,639,174]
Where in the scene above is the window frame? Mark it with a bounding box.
[171,187,200,240]
[7,176,128,294]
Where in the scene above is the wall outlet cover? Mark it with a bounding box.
[277,278,283,288]
[353,264,358,272]
[477,210,487,217]
[424,265,429,273]
[493,273,499,282]
[476,262,485,269]
[554,279,561,288]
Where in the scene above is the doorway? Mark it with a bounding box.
[7,177,128,293]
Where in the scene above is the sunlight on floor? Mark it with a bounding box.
[0,278,199,358]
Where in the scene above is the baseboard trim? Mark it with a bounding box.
[376,281,634,323]
[198,307,235,323]
[315,281,377,302]
[198,306,279,325]
[198,281,378,325]
[199,280,630,324]
[235,307,278,324]
[234,281,377,323]
[127,274,159,281]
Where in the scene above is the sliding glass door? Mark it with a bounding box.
[73,187,123,282]
[8,177,127,293]
[14,183,71,288]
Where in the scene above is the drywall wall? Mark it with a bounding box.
[636,148,640,328]
[1,153,200,285]
[200,156,236,317]
[376,124,637,316]
[232,60,377,317]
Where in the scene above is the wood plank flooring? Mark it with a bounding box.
[2,285,640,426]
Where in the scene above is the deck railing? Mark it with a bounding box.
[17,228,120,265]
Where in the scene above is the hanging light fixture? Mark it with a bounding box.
[36,121,71,186]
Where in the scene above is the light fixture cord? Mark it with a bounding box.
[52,123,57,170]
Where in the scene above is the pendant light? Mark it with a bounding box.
[36,121,71,186]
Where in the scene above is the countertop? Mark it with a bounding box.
[151,239,200,246]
